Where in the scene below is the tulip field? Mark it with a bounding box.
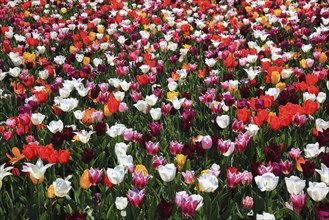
[1,0,329,219]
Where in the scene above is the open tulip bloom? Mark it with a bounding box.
[1,0,329,219]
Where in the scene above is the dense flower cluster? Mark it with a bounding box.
[0,0,328,219]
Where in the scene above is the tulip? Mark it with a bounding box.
[47,120,64,133]
[176,154,187,171]
[290,191,307,213]
[149,108,162,120]
[280,160,293,175]
[216,115,230,129]
[127,189,145,207]
[285,176,306,195]
[132,171,151,189]
[217,139,235,156]
[226,169,242,188]
[88,168,103,185]
[256,212,275,220]
[0,163,13,190]
[31,113,45,125]
[307,182,329,201]
[152,155,166,170]
[182,171,195,184]
[22,158,53,184]
[289,148,301,159]
[148,122,162,137]
[115,197,128,210]
[242,196,254,210]
[53,178,72,197]
[201,135,212,150]
[255,173,279,192]
[175,191,203,217]
[315,163,329,186]
[158,163,176,182]
[169,141,184,155]
[80,169,91,190]
[106,165,126,185]
[74,130,95,144]
[304,142,324,159]
[198,173,218,192]
[157,200,174,219]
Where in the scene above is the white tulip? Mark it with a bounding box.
[256,212,275,220]
[198,173,219,192]
[168,81,178,91]
[245,124,259,136]
[315,119,329,132]
[307,182,329,201]
[315,163,329,186]
[73,110,85,120]
[74,130,95,144]
[216,115,230,129]
[304,142,324,158]
[115,197,129,210]
[134,100,148,112]
[316,92,326,103]
[53,178,71,197]
[106,124,126,137]
[22,158,53,180]
[285,176,306,195]
[115,142,129,156]
[170,97,185,110]
[158,163,176,182]
[106,165,126,185]
[47,120,64,133]
[114,91,125,102]
[145,94,158,106]
[255,173,279,192]
[150,108,162,120]
[139,65,150,73]
[0,163,13,190]
[31,113,45,125]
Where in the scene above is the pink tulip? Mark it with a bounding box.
[181,171,195,184]
[133,171,151,189]
[152,155,166,170]
[88,168,103,185]
[242,196,254,210]
[306,58,314,68]
[226,169,242,188]
[201,135,213,150]
[169,141,184,155]
[280,160,293,175]
[145,141,159,155]
[290,191,307,213]
[127,189,145,207]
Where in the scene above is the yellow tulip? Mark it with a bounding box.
[271,71,281,84]
[276,82,286,91]
[167,91,179,101]
[299,59,307,68]
[60,8,67,14]
[69,46,75,54]
[83,57,90,65]
[176,154,187,171]
[319,52,327,64]
[47,184,55,198]
[135,165,148,176]
[80,169,91,190]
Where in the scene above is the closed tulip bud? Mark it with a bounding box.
[176,154,187,171]
[80,169,91,189]
[47,184,55,199]
[242,196,254,210]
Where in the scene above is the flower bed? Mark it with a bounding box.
[0,0,328,219]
